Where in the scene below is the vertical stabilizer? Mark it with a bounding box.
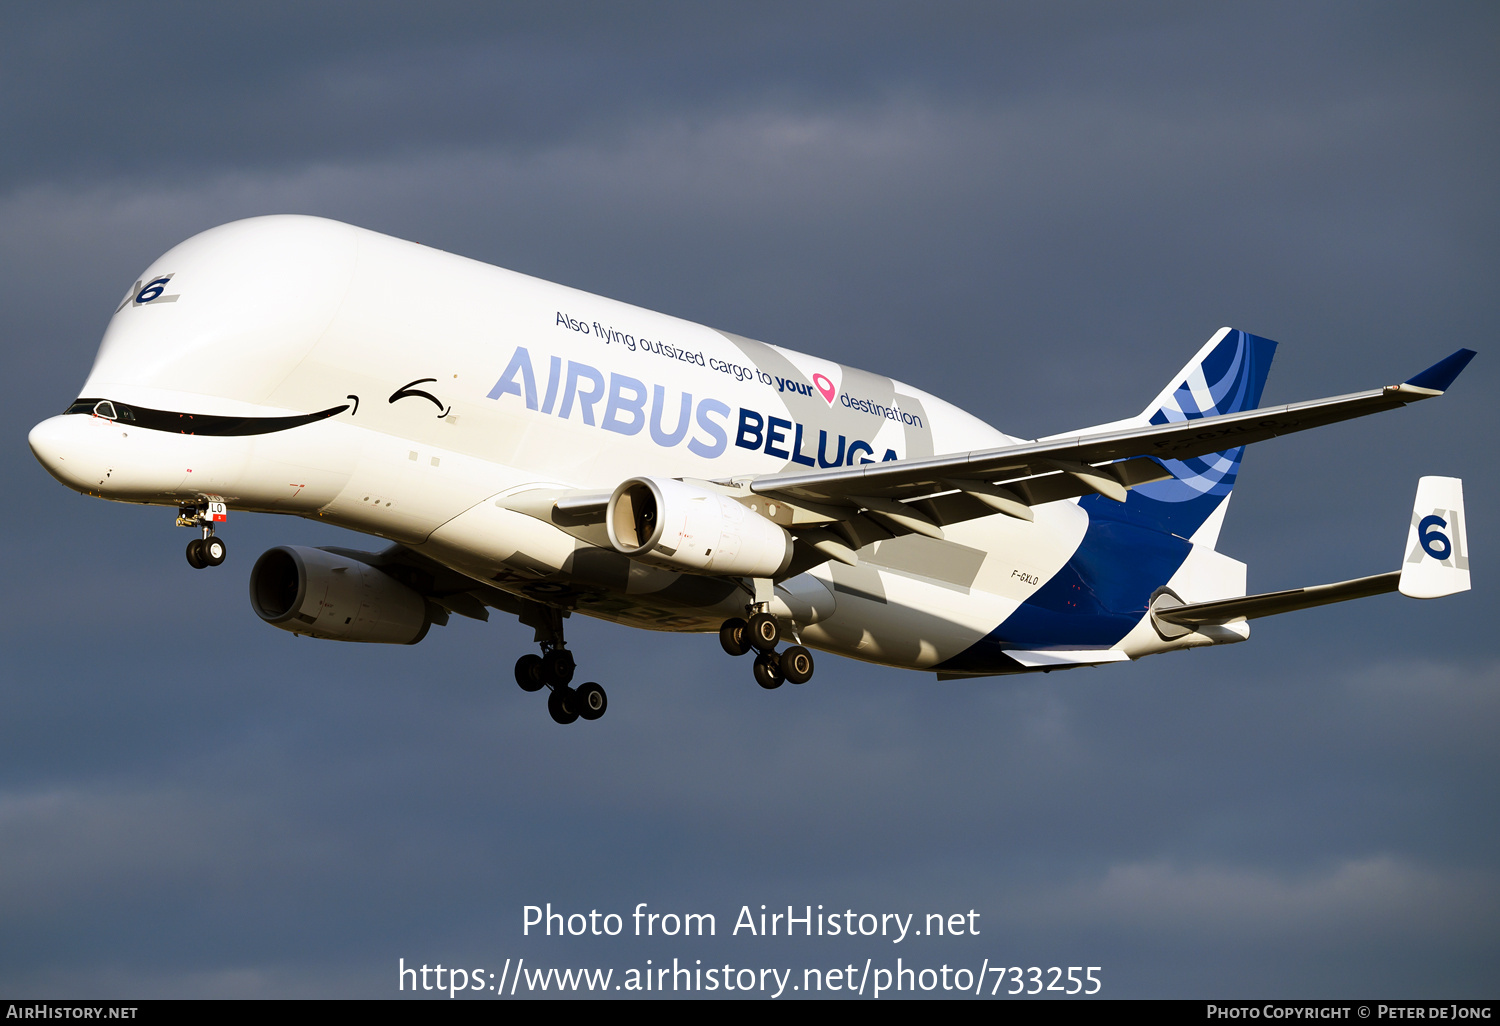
[1085,327,1278,540]
[1400,476,1470,598]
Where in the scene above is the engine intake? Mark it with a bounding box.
[249,545,432,644]
[606,477,793,578]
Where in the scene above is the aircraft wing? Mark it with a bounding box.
[324,544,516,623]
[740,350,1475,536]
[518,351,1473,576]
[312,544,592,645]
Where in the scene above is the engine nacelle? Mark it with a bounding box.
[248,545,432,644]
[607,477,793,578]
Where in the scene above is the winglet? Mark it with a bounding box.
[1404,349,1476,392]
[1399,476,1470,599]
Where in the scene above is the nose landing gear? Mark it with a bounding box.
[186,534,227,569]
[720,608,816,690]
[179,503,228,569]
[512,601,608,725]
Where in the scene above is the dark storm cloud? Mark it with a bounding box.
[1,1,1497,999]
[4,3,1494,192]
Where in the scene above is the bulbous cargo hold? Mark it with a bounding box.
[249,546,433,644]
[606,477,793,578]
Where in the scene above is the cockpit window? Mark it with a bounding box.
[62,398,136,422]
[59,396,349,435]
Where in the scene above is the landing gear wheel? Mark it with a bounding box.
[200,536,226,566]
[185,538,207,569]
[753,651,785,690]
[547,686,579,724]
[542,649,576,687]
[719,618,750,656]
[781,645,814,684]
[514,653,546,693]
[747,611,780,653]
[575,682,608,721]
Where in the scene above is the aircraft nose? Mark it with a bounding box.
[29,415,69,465]
[29,415,97,490]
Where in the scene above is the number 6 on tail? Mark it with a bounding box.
[1401,476,1470,599]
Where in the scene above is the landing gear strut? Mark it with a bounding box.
[720,596,816,690]
[179,503,227,569]
[512,601,607,724]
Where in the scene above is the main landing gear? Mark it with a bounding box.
[516,649,608,725]
[719,610,815,690]
[513,603,607,725]
[178,503,228,569]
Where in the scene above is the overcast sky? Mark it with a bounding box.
[1,1,1496,999]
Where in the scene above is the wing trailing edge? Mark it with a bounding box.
[745,349,1474,512]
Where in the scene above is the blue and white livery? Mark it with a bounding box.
[27,216,1475,722]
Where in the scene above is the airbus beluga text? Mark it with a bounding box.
[28,216,1474,725]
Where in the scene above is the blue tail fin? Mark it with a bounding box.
[1086,327,1278,540]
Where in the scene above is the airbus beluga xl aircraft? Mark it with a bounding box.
[28,216,1474,724]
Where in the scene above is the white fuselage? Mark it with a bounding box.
[29,216,1244,672]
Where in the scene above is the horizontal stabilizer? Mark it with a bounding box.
[1006,648,1131,668]
[1155,475,1471,627]
[1153,572,1400,627]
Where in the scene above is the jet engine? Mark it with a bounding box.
[606,477,793,578]
[248,545,432,644]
